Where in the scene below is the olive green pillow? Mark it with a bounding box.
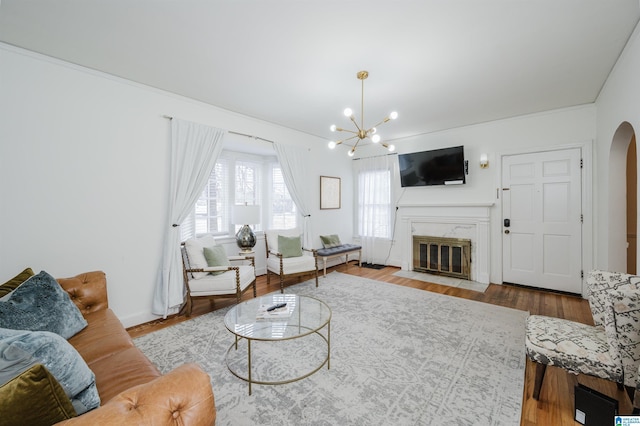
[0,267,35,298]
[0,363,77,425]
[278,235,303,258]
[203,245,231,276]
[320,234,342,249]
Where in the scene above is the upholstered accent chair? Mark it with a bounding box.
[525,270,640,406]
[180,235,256,316]
[265,228,318,293]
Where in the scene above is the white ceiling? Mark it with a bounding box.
[1,1,639,145]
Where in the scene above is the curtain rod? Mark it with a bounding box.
[352,152,398,161]
[163,115,275,144]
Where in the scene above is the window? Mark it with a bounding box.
[194,161,228,235]
[181,151,297,241]
[357,169,391,238]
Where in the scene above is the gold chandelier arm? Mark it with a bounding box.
[369,116,392,130]
[349,115,363,133]
[335,134,359,145]
[334,127,358,135]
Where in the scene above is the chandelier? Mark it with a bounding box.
[328,70,398,157]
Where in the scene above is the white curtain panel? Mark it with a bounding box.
[152,119,226,317]
[353,155,394,265]
[273,142,313,248]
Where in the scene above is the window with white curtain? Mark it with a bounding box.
[357,168,392,239]
[181,151,297,241]
[271,165,297,229]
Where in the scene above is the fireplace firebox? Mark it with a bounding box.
[412,236,471,280]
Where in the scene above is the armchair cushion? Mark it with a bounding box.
[184,235,216,279]
[587,270,640,327]
[0,271,87,339]
[188,265,256,297]
[278,235,303,258]
[266,254,316,275]
[525,314,622,382]
[203,245,230,276]
[603,288,640,386]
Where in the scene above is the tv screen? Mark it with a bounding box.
[399,146,466,187]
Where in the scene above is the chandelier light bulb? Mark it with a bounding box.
[348,149,355,157]
[328,141,336,149]
[388,144,396,152]
[343,108,353,118]
[371,134,381,143]
[330,124,337,132]
[371,127,377,134]
[389,111,398,120]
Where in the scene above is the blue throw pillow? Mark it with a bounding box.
[0,271,87,339]
[0,328,100,414]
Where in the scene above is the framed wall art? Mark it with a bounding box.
[320,175,341,209]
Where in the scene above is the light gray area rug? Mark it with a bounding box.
[392,270,490,293]
[134,272,527,426]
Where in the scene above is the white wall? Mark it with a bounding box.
[595,23,640,272]
[0,44,352,327]
[379,105,596,284]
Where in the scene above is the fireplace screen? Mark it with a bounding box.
[413,236,471,280]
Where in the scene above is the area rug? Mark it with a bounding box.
[392,269,490,293]
[134,272,527,425]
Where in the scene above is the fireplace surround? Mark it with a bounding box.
[400,203,493,284]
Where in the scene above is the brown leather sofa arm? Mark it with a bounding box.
[55,363,216,425]
[57,271,109,315]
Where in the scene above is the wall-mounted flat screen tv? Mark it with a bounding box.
[399,145,466,187]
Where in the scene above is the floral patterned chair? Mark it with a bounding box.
[525,270,640,406]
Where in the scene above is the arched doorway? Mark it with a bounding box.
[609,122,637,273]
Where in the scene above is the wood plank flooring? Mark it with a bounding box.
[127,264,634,425]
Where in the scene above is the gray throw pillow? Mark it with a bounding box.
[203,245,231,276]
[0,271,87,339]
[0,327,100,414]
[278,235,303,258]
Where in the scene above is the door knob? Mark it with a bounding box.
[504,230,510,234]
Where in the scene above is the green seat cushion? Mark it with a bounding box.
[0,363,77,425]
[278,235,303,258]
[0,268,35,298]
[203,245,231,276]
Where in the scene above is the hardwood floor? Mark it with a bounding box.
[127,264,634,425]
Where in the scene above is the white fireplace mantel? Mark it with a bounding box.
[399,203,493,284]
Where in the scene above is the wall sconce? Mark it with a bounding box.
[480,154,489,169]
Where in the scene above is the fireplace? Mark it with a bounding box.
[412,236,471,280]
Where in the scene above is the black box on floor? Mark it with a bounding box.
[574,383,618,425]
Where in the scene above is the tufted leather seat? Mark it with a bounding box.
[54,271,216,425]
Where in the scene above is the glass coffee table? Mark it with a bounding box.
[223,294,331,395]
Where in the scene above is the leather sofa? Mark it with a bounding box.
[54,271,216,425]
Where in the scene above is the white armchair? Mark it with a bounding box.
[265,228,318,293]
[180,235,256,316]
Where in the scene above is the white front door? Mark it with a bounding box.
[502,148,582,293]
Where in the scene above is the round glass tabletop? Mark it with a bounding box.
[224,294,331,341]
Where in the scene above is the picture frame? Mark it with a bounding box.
[320,176,341,209]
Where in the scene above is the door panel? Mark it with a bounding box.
[502,148,582,293]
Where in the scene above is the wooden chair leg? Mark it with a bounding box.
[280,274,284,293]
[533,363,547,400]
[185,295,193,317]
